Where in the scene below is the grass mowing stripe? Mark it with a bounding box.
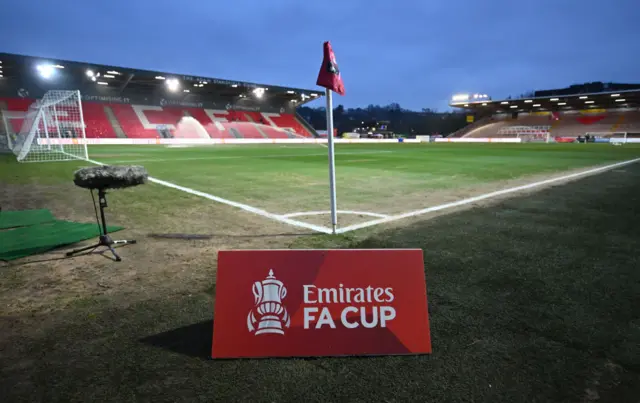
[337,156,640,233]
[83,157,334,234]
[102,150,394,164]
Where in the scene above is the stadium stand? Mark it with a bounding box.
[0,98,314,140]
[459,110,640,139]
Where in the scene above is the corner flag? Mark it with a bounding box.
[316,41,345,96]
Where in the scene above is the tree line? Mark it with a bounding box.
[297,103,469,136]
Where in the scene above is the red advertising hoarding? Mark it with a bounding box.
[211,249,431,359]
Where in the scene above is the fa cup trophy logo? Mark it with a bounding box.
[247,269,291,335]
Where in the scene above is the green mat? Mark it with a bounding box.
[0,220,124,261]
[0,209,56,229]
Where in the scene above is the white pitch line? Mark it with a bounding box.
[103,150,393,164]
[83,158,333,234]
[335,157,640,234]
[283,210,389,219]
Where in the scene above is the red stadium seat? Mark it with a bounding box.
[1,98,317,140]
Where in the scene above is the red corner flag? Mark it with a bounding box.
[316,41,345,96]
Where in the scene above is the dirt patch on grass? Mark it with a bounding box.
[0,183,313,316]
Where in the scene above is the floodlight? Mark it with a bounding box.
[550,98,559,101]
[510,105,517,108]
[311,93,319,97]
[166,78,180,92]
[91,76,97,82]
[558,102,567,105]
[524,100,533,103]
[253,87,265,98]
[86,69,95,77]
[584,100,594,104]
[155,76,166,80]
[481,103,487,106]
[231,84,238,88]
[103,74,115,78]
[183,89,190,93]
[97,81,108,86]
[287,90,295,94]
[533,104,541,107]
[500,101,509,104]
[37,64,55,79]
[579,96,588,99]
[611,94,620,97]
[107,70,120,75]
[615,98,626,102]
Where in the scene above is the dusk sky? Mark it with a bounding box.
[1,0,638,111]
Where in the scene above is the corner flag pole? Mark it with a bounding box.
[316,41,344,235]
[325,88,338,234]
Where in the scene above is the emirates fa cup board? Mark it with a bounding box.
[211,249,431,358]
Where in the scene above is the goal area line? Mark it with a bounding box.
[82,156,640,235]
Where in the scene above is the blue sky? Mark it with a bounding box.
[1,0,638,110]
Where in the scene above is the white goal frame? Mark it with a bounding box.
[12,90,88,163]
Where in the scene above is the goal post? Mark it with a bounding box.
[12,90,88,163]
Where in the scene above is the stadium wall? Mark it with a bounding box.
[37,137,526,146]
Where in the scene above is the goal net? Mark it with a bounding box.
[12,90,88,162]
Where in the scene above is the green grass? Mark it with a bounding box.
[1,143,640,402]
[2,143,639,216]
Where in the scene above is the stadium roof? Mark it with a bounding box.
[449,88,640,113]
[0,52,322,106]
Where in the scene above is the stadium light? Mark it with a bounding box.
[253,87,265,98]
[615,98,626,102]
[37,64,55,79]
[510,105,517,108]
[500,101,509,104]
[550,98,559,101]
[97,81,108,86]
[155,76,166,80]
[579,96,588,99]
[183,89,190,93]
[611,94,620,97]
[231,84,238,88]
[311,93,319,97]
[524,100,533,103]
[86,69,95,77]
[481,103,487,106]
[103,74,115,78]
[0,74,3,78]
[464,104,469,107]
[558,102,567,105]
[286,90,295,94]
[166,78,180,92]
[533,104,541,107]
[107,70,120,75]
[54,65,64,69]
[584,100,594,104]
[91,76,96,82]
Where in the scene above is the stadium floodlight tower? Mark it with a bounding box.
[12,90,88,163]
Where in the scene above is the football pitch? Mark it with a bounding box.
[8,142,639,233]
[1,142,640,402]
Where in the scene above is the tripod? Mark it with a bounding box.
[66,188,136,262]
